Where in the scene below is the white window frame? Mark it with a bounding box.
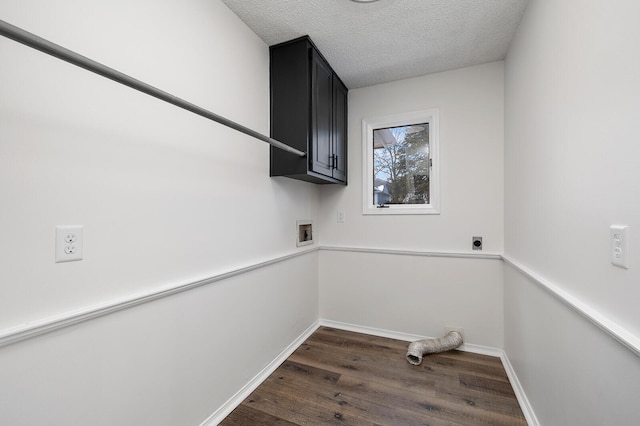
[362,109,440,215]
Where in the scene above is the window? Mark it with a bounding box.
[362,109,439,215]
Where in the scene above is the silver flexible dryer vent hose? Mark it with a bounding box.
[406,330,463,365]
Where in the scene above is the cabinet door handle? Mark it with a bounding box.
[333,155,338,169]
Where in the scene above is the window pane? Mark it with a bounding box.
[373,123,429,205]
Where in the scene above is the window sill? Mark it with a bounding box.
[362,205,440,215]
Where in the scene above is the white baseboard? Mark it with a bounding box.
[499,350,540,426]
[318,319,503,357]
[199,320,320,426]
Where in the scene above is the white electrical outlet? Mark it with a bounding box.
[56,225,83,263]
[337,210,345,223]
[610,225,629,269]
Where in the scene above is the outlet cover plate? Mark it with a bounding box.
[55,225,83,263]
[610,225,629,268]
[472,236,483,251]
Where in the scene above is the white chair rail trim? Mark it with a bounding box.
[502,254,640,358]
[2,247,637,362]
[0,248,318,348]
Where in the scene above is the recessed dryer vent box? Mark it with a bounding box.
[297,220,313,247]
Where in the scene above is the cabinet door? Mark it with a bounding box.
[310,49,334,178]
[332,75,348,182]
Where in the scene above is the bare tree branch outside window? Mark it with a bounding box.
[373,123,430,205]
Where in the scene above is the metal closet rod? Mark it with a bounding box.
[0,19,306,158]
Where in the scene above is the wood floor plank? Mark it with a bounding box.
[272,360,342,388]
[458,373,518,399]
[334,373,513,426]
[267,366,457,425]
[421,353,510,383]
[219,327,526,425]
[220,404,297,425]
[435,349,505,365]
[241,386,360,425]
[434,385,525,420]
[310,327,407,353]
[289,339,458,392]
[260,371,434,425]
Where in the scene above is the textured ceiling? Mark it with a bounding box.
[221,0,528,89]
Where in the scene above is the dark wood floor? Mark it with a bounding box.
[220,327,526,425]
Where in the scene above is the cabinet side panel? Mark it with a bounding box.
[332,76,348,183]
[270,41,310,177]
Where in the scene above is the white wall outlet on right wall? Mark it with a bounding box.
[610,225,629,269]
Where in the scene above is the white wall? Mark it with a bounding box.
[0,253,318,426]
[0,0,319,328]
[318,62,505,348]
[504,267,640,425]
[320,61,504,253]
[320,250,504,348]
[504,0,640,423]
[0,1,319,424]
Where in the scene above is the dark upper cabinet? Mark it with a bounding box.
[270,36,348,185]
